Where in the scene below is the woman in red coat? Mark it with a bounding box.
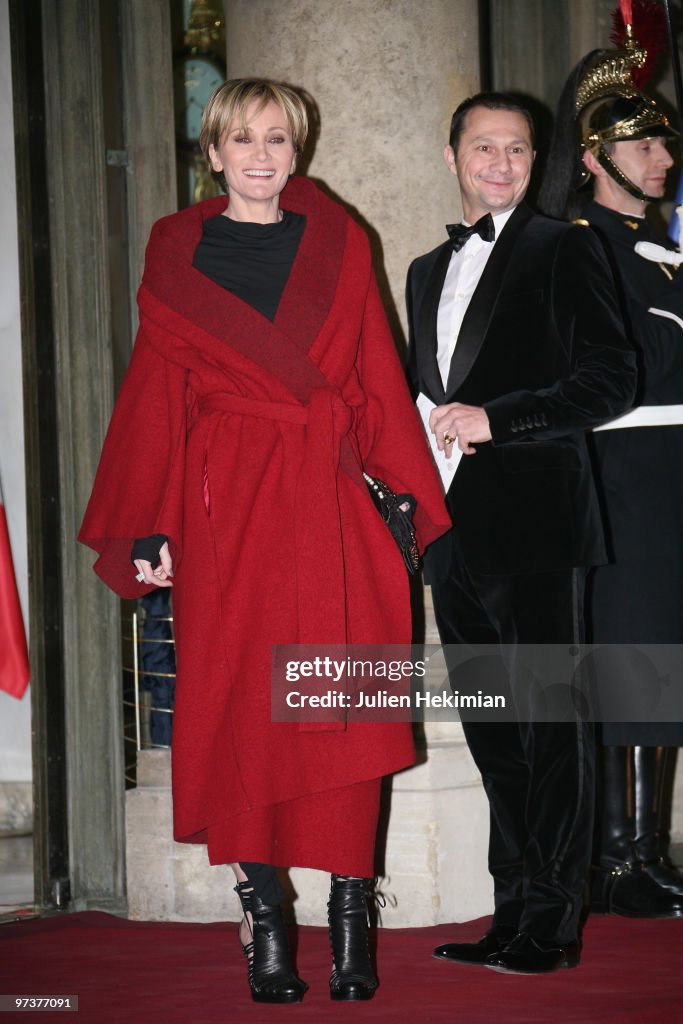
[79,79,449,1004]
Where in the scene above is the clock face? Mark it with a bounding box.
[174,55,225,143]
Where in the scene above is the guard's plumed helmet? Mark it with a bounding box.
[576,1,677,202]
[538,1,677,219]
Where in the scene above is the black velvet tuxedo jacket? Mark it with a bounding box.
[406,203,637,580]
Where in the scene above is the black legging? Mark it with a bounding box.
[239,862,285,905]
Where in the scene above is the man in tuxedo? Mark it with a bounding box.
[406,93,636,973]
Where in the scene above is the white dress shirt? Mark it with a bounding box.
[436,207,516,388]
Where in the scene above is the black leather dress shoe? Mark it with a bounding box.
[433,924,518,966]
[485,932,580,974]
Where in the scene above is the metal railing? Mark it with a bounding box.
[122,604,176,786]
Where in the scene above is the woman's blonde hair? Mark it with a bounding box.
[199,78,309,192]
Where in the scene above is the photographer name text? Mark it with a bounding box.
[284,689,506,709]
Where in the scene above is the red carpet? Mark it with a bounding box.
[1,912,682,1023]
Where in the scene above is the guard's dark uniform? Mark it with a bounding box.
[584,199,683,746]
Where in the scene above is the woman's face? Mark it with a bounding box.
[209,99,296,211]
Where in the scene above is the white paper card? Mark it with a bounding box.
[416,391,462,492]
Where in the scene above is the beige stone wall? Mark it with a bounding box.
[226,0,480,337]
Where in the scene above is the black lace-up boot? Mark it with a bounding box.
[328,874,378,1001]
[234,881,308,1003]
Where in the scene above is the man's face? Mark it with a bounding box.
[608,137,673,200]
[444,106,534,222]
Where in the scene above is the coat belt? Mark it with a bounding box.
[199,389,356,732]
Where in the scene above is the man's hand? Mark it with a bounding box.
[429,402,492,455]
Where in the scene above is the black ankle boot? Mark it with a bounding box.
[234,881,308,1003]
[633,747,683,898]
[328,874,378,1001]
[591,747,683,918]
[591,858,683,918]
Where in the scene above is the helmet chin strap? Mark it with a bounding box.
[596,147,660,202]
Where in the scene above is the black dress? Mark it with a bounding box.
[193,210,305,321]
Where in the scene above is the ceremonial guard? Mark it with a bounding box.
[538,0,683,919]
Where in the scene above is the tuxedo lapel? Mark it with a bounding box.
[415,241,452,404]
[445,204,534,399]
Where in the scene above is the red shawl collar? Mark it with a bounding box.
[140,176,348,403]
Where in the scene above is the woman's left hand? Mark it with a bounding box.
[134,541,174,587]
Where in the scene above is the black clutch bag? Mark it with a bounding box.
[363,472,420,575]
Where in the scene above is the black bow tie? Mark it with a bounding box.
[446,213,496,253]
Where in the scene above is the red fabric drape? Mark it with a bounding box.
[0,485,29,700]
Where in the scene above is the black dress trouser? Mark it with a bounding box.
[431,554,594,945]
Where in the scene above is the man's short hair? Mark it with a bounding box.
[449,92,536,152]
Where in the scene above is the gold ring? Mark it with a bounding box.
[443,433,455,446]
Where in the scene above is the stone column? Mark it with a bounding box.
[23,0,177,912]
[119,0,177,330]
[226,0,479,336]
[38,0,125,911]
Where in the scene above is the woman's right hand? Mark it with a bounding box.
[134,541,174,587]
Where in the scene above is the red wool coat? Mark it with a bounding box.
[79,177,450,874]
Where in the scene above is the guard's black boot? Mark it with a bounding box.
[633,746,683,898]
[591,746,683,918]
[234,881,308,1003]
[328,874,378,1001]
